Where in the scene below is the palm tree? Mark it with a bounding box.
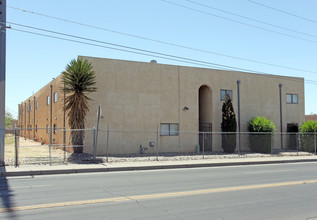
[62,58,97,153]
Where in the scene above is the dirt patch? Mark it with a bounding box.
[5,137,70,166]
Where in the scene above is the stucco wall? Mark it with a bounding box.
[79,56,304,155]
[18,56,304,155]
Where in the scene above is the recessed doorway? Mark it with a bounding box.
[198,85,212,151]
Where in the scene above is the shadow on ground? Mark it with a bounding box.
[67,153,103,164]
[0,167,18,219]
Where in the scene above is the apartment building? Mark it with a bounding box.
[18,56,305,154]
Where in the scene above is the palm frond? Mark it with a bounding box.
[61,58,97,151]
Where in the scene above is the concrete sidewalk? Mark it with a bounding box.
[1,155,317,177]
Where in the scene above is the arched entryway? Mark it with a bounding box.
[198,85,212,151]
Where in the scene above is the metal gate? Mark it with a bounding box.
[199,123,212,151]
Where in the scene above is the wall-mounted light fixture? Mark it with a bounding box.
[183,106,189,111]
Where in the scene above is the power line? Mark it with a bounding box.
[6,21,262,73]
[184,0,317,39]
[6,5,317,74]
[7,27,237,70]
[248,0,317,25]
[5,106,18,115]
[5,24,317,85]
[161,0,317,44]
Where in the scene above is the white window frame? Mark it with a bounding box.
[47,96,50,105]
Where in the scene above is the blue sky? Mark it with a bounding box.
[5,0,317,118]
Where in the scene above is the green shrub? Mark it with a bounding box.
[248,116,276,153]
[221,95,237,153]
[300,121,317,133]
[248,116,276,132]
[299,121,317,153]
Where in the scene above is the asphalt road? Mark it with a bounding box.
[1,162,317,219]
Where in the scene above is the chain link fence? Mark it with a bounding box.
[4,127,95,166]
[90,129,317,161]
[3,128,317,166]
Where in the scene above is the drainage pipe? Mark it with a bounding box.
[279,84,283,149]
[237,80,241,154]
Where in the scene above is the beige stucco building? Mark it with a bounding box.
[18,56,305,155]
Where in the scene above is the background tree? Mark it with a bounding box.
[5,112,17,129]
[221,94,237,153]
[62,58,97,153]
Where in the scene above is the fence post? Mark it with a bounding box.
[14,127,18,167]
[314,131,317,154]
[106,124,109,163]
[92,126,96,161]
[270,132,273,155]
[63,127,66,164]
[156,124,159,161]
[95,105,101,159]
[238,131,240,155]
[298,132,301,154]
[48,127,52,166]
[202,132,205,159]
[296,133,299,156]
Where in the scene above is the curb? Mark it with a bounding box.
[1,159,317,177]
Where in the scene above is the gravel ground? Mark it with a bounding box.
[67,151,314,164]
[4,137,314,166]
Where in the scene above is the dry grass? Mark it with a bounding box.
[4,136,70,165]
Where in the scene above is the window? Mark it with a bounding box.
[287,123,298,132]
[160,123,179,136]
[27,104,29,112]
[35,124,38,132]
[30,104,32,112]
[220,89,232,101]
[36,101,38,110]
[47,96,50,105]
[53,124,57,134]
[54,92,57,103]
[46,124,49,134]
[287,94,298,104]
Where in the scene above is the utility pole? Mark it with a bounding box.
[0,0,7,165]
